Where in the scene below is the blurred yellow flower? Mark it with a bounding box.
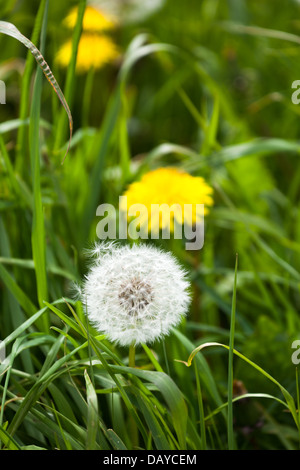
[56,33,120,73]
[64,5,117,32]
[56,5,120,73]
[120,167,214,233]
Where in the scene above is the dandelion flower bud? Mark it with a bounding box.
[81,242,191,346]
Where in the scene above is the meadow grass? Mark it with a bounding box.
[0,0,300,450]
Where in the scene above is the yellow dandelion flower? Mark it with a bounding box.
[120,167,214,234]
[64,5,117,32]
[56,33,120,73]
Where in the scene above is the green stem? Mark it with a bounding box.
[82,65,95,128]
[54,0,86,151]
[128,342,139,449]
[296,367,300,449]
[29,0,49,331]
[194,361,206,450]
[129,343,136,368]
[227,253,238,450]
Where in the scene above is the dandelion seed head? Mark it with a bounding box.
[67,281,82,302]
[84,240,117,260]
[81,242,191,346]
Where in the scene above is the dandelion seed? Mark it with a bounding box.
[80,242,191,346]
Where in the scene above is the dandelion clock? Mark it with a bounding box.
[80,242,191,362]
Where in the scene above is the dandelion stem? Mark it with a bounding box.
[129,343,136,368]
[128,342,138,448]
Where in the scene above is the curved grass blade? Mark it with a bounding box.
[28,407,85,450]
[0,337,25,433]
[0,425,20,450]
[7,341,88,437]
[0,20,72,162]
[205,393,289,422]
[1,299,66,351]
[221,21,300,46]
[176,342,299,430]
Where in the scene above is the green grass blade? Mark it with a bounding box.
[0,425,21,450]
[227,253,238,450]
[135,394,172,450]
[54,0,86,156]
[0,20,72,161]
[194,361,206,450]
[15,0,46,171]
[0,262,38,316]
[7,342,88,437]
[84,369,98,450]
[111,365,188,449]
[105,429,128,450]
[178,342,299,431]
[221,21,300,45]
[29,1,49,331]
[205,393,289,421]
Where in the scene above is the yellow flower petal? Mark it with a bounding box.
[64,6,117,32]
[121,167,214,234]
[56,33,120,73]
